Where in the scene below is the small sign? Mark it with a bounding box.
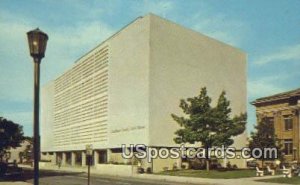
[86,144,93,156]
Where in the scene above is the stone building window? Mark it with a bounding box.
[284,139,293,155]
[284,116,293,131]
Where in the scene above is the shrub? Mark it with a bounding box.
[146,167,152,173]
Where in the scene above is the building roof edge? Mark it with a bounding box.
[252,88,300,106]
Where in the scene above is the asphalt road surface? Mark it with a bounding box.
[1,169,208,185]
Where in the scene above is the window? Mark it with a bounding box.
[284,139,293,155]
[284,116,293,131]
[98,150,107,164]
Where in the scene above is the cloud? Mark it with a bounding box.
[253,44,300,65]
[248,80,285,99]
[0,11,36,101]
[247,75,287,134]
[247,72,299,100]
[0,8,115,136]
[132,0,174,17]
[246,74,297,134]
[42,20,114,82]
[189,13,247,47]
[130,1,246,47]
[50,21,113,57]
[0,10,115,101]
[1,111,32,126]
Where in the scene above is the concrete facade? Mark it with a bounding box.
[41,14,247,171]
[148,14,247,148]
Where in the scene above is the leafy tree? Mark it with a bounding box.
[0,117,25,162]
[248,118,282,167]
[172,87,246,171]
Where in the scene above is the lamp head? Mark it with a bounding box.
[27,28,48,59]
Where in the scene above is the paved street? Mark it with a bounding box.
[1,169,211,185]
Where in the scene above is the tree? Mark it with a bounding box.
[171,87,246,171]
[248,118,282,167]
[0,117,25,162]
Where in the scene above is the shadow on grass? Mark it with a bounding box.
[157,169,257,179]
[256,176,300,185]
[0,168,84,182]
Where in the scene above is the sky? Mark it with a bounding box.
[0,0,299,137]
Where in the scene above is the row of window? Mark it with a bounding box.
[263,115,296,156]
[53,45,109,147]
[263,115,294,131]
[54,47,109,92]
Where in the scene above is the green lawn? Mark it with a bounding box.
[256,177,300,184]
[157,169,256,179]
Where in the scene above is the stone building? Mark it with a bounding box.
[4,139,32,163]
[252,88,300,163]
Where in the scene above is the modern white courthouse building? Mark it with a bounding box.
[41,14,247,173]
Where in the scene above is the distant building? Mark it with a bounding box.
[252,88,300,163]
[5,139,32,163]
[41,14,247,172]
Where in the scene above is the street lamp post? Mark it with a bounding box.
[27,28,48,185]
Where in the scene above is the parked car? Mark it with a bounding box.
[0,162,23,177]
[247,160,258,168]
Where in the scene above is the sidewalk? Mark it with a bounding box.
[0,182,31,185]
[136,174,285,185]
[21,164,287,185]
